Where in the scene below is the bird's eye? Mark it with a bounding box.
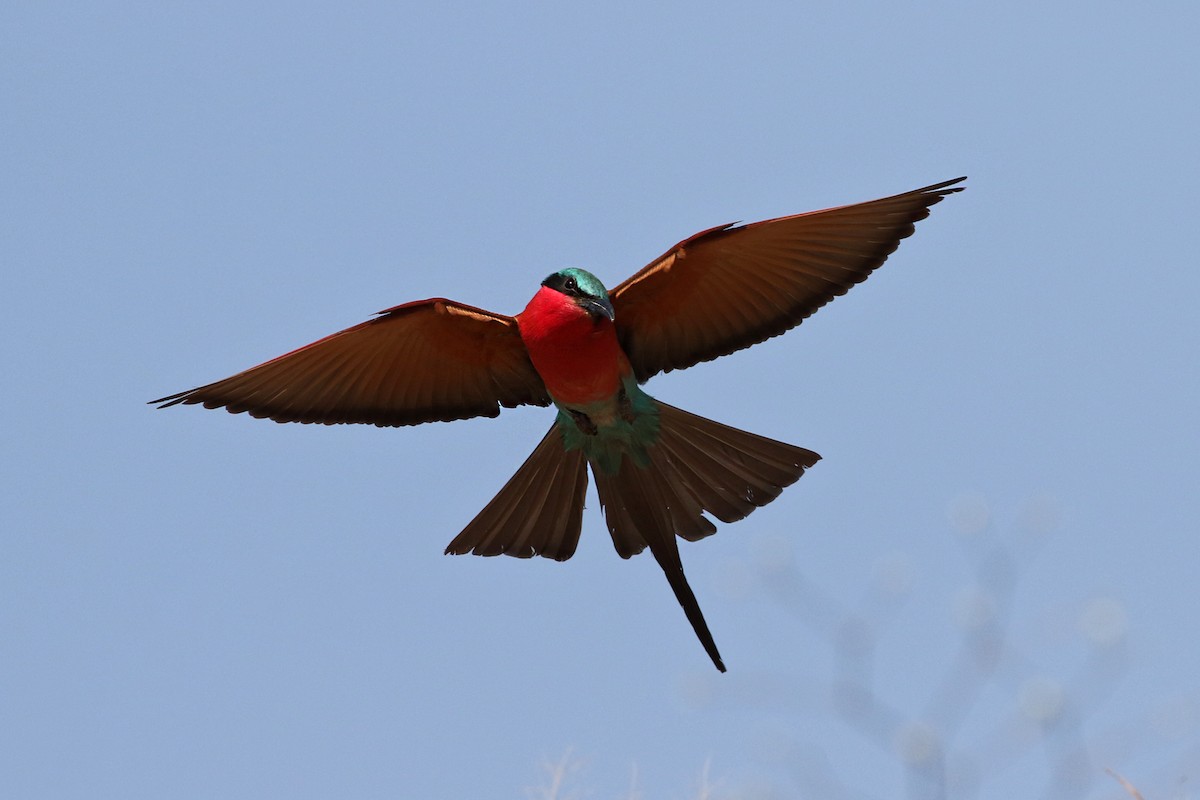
[564,277,578,292]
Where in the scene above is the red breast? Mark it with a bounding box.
[517,285,630,405]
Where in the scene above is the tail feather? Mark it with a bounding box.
[447,400,819,671]
[491,440,578,557]
[592,400,820,672]
[594,463,727,672]
[652,401,820,523]
[651,434,750,525]
[445,425,588,561]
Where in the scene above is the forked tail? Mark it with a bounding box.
[592,401,820,672]
[445,401,819,671]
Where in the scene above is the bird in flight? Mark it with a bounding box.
[152,177,965,671]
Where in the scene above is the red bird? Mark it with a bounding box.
[153,178,965,671]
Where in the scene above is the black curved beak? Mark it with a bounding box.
[582,296,615,322]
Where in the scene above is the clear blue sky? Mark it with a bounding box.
[3,2,1197,798]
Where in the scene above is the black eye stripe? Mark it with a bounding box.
[542,271,592,298]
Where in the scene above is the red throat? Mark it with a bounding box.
[517,285,629,405]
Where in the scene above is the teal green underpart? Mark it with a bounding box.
[555,376,660,475]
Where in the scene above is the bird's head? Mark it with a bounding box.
[541,268,615,322]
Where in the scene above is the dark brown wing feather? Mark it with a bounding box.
[150,298,550,426]
[610,178,965,382]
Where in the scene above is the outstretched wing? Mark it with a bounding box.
[610,177,965,382]
[150,298,550,426]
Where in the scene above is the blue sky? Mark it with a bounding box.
[3,2,1198,798]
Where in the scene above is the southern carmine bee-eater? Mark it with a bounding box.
[152,177,965,672]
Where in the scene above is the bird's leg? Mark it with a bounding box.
[617,387,636,424]
[568,409,598,436]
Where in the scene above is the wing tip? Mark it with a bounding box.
[148,389,197,409]
[921,175,968,196]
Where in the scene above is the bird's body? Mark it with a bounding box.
[519,276,630,409]
[518,269,653,470]
[153,178,965,671]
